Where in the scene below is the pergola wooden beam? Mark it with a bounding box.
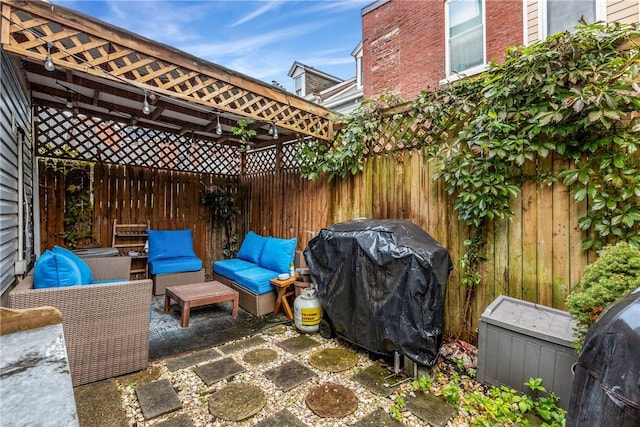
[1,0,338,142]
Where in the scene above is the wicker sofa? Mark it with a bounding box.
[8,256,153,386]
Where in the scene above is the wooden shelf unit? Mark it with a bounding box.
[112,220,150,279]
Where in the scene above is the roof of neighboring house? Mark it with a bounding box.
[287,61,344,84]
[307,77,362,113]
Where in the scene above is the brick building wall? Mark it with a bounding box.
[363,0,523,100]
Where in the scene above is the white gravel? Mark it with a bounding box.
[118,325,480,426]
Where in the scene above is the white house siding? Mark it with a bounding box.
[0,49,34,304]
[526,0,540,44]
[607,0,640,23]
[526,0,639,44]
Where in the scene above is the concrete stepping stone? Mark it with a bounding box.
[208,382,266,421]
[165,348,221,371]
[276,334,319,354]
[305,382,359,418]
[351,363,399,397]
[243,348,278,365]
[353,408,400,426]
[255,409,306,427]
[405,392,456,427]
[263,360,316,392]
[308,347,358,372]
[262,324,288,335]
[135,378,182,420]
[193,357,245,385]
[219,335,266,354]
[155,413,193,427]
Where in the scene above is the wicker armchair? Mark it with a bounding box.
[8,256,153,386]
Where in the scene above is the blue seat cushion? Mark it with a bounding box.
[147,229,197,262]
[259,237,297,274]
[233,266,278,295]
[149,257,202,275]
[53,245,92,284]
[236,231,268,264]
[213,258,256,279]
[33,250,83,289]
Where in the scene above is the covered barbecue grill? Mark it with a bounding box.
[304,219,452,366]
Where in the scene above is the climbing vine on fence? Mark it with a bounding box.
[297,22,640,332]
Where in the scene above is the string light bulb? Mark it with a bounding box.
[215,114,222,135]
[271,122,278,139]
[142,91,151,115]
[44,43,55,72]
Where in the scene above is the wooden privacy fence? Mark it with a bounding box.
[241,149,595,339]
[39,149,594,339]
[39,161,238,273]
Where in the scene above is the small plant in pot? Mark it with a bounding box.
[566,242,640,351]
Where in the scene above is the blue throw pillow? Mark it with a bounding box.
[259,237,297,274]
[236,231,268,264]
[147,229,197,262]
[33,250,83,289]
[52,245,93,285]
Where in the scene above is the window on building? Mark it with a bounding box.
[356,56,363,88]
[446,0,485,75]
[546,0,597,36]
[294,75,303,96]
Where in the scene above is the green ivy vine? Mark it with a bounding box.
[296,22,640,332]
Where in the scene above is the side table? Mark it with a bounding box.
[270,276,296,319]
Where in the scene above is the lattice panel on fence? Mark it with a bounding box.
[367,111,428,154]
[244,146,276,175]
[36,106,239,175]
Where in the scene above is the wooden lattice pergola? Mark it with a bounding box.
[1,0,339,175]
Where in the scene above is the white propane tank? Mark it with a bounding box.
[294,287,322,333]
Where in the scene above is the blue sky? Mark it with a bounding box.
[52,0,368,92]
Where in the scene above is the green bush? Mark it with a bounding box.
[566,242,640,350]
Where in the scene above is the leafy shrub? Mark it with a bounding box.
[566,242,640,350]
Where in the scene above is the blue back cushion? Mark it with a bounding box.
[259,237,297,274]
[148,257,202,275]
[52,245,92,284]
[236,231,268,264]
[147,229,197,262]
[34,250,83,289]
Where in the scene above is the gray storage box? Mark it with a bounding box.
[477,295,577,409]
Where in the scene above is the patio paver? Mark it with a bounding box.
[263,360,316,391]
[219,335,266,354]
[208,383,266,421]
[243,348,278,365]
[276,334,319,354]
[135,378,182,420]
[405,392,456,427]
[165,348,221,371]
[155,413,193,427]
[255,409,306,427]
[305,382,359,418]
[193,358,245,385]
[308,347,358,372]
[352,363,400,397]
[353,408,400,426]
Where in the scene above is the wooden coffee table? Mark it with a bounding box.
[164,281,239,327]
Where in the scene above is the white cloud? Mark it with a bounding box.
[230,0,281,27]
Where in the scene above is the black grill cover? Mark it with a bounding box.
[304,219,452,366]
[567,287,640,426]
